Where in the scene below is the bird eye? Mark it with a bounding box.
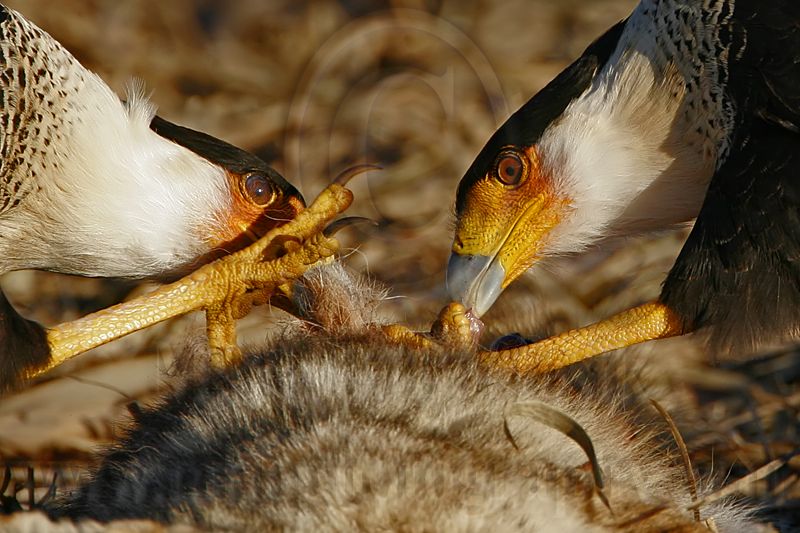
[244,173,275,206]
[495,152,525,186]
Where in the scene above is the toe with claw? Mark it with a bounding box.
[25,165,379,382]
[382,302,484,352]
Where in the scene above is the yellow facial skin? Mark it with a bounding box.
[448,146,569,316]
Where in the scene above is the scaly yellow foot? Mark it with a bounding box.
[26,179,358,381]
[381,324,437,350]
[430,302,483,350]
[381,302,483,352]
[478,301,684,374]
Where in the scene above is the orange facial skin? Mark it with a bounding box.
[201,170,306,267]
[452,145,569,289]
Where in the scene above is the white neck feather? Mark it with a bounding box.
[4,77,230,278]
[538,8,719,257]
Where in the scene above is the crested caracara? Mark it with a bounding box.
[0,5,305,388]
[447,0,800,371]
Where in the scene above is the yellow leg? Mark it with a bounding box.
[25,183,353,381]
[479,301,684,374]
[381,324,437,350]
[206,304,241,368]
[42,267,223,375]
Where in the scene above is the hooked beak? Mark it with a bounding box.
[446,184,567,318]
[446,253,506,318]
[447,141,570,317]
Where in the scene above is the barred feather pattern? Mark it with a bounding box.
[0,5,88,215]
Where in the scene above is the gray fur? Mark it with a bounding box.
[49,264,755,532]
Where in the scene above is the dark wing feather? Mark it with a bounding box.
[660,1,800,351]
[661,120,800,351]
[0,289,49,392]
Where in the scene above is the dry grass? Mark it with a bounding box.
[0,1,797,530]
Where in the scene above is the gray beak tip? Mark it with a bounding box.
[446,253,506,318]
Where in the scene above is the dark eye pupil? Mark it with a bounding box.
[245,174,272,205]
[497,155,523,184]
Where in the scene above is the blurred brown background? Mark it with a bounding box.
[0,1,797,529]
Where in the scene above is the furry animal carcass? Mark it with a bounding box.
[45,264,753,532]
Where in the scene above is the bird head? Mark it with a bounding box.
[446,66,590,319]
[149,116,306,275]
[0,7,308,282]
[203,164,305,262]
[447,138,572,318]
[447,21,637,318]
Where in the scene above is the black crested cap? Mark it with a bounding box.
[150,115,302,202]
[454,19,626,214]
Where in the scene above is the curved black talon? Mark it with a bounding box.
[323,216,379,237]
[332,163,382,185]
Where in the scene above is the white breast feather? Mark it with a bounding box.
[537,0,733,257]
